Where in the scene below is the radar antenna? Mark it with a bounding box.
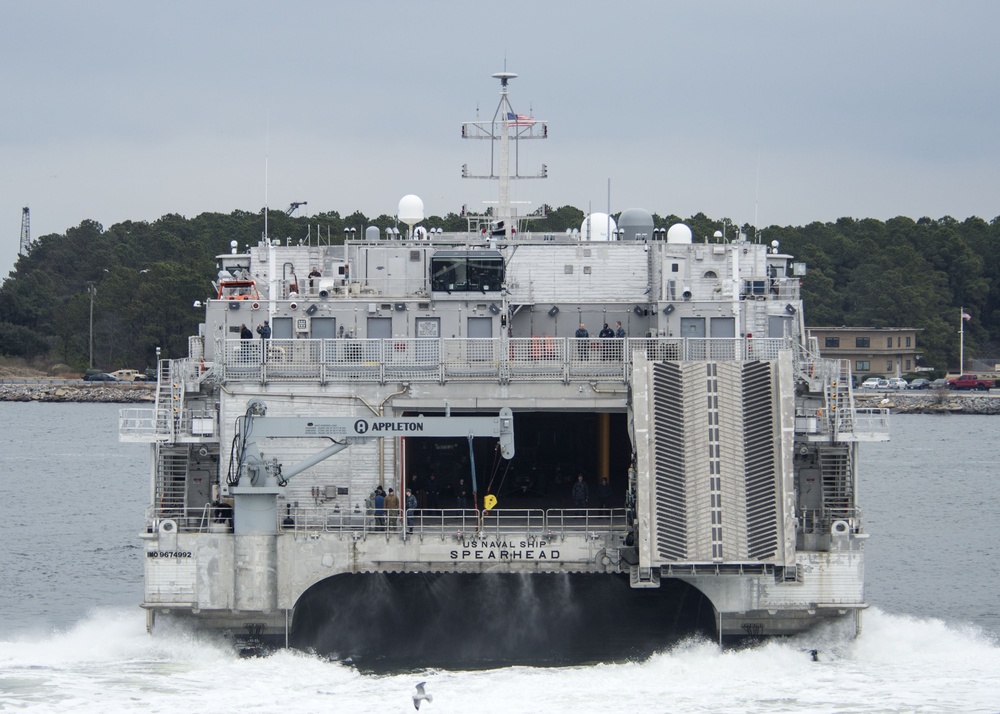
[286,201,308,216]
[461,72,548,239]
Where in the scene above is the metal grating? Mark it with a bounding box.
[819,447,853,519]
[742,361,779,559]
[156,446,188,518]
[651,362,687,560]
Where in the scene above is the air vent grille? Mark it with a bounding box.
[742,361,779,559]
[652,362,687,560]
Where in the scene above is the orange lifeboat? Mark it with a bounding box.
[217,279,261,302]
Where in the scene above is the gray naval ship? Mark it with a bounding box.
[121,72,889,665]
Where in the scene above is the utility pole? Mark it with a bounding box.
[88,283,96,368]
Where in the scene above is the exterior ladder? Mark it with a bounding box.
[155,447,189,519]
[825,359,856,439]
[153,360,174,439]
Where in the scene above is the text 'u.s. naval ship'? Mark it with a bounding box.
[120,72,889,665]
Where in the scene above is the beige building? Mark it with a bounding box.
[807,326,921,378]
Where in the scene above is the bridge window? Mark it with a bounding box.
[825,337,840,348]
[856,337,870,348]
[430,251,504,293]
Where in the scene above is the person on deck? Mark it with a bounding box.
[599,323,615,359]
[575,323,590,360]
[405,488,418,533]
[308,266,321,293]
[256,320,271,362]
[385,488,400,530]
[374,487,386,530]
[239,323,253,363]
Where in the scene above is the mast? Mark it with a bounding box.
[461,72,548,239]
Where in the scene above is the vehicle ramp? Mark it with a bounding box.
[630,352,796,583]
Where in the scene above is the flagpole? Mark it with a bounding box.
[960,307,965,373]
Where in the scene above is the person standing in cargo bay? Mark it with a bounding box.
[385,488,400,530]
[405,488,418,533]
[572,473,589,508]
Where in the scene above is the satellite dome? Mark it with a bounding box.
[617,208,654,241]
[581,213,617,242]
[398,195,425,226]
[666,223,693,244]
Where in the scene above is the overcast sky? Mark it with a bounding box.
[3,1,999,276]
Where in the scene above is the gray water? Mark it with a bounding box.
[1,403,998,712]
[0,403,148,636]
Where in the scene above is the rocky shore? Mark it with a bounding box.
[0,381,155,403]
[854,391,1000,415]
[0,380,996,413]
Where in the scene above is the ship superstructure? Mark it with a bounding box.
[121,73,888,659]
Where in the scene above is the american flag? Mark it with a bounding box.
[507,112,536,127]
[962,312,972,321]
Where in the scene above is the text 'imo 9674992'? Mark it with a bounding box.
[120,72,889,666]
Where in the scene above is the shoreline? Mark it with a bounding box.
[853,392,1000,415]
[0,381,997,413]
[0,381,155,403]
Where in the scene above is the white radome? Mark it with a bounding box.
[398,195,425,226]
[581,213,617,242]
[666,223,693,244]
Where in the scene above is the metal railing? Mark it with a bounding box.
[797,507,863,535]
[218,336,796,385]
[120,407,218,441]
[150,506,631,538]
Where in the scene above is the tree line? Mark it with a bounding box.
[1,207,997,374]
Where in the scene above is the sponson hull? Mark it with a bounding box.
[120,75,888,662]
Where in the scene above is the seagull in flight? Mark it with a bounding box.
[412,681,433,710]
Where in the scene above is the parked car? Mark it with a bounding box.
[83,372,120,382]
[907,378,932,389]
[929,378,950,389]
[861,377,882,389]
[887,378,908,389]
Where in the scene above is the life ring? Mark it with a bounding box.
[251,302,260,310]
[831,520,850,537]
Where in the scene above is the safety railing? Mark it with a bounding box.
[218,336,796,385]
[797,507,863,535]
[154,506,631,538]
[120,407,218,441]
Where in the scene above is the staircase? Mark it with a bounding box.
[153,359,185,439]
[825,359,856,439]
[818,447,853,521]
[156,447,189,519]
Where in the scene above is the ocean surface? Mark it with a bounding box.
[1,403,998,713]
